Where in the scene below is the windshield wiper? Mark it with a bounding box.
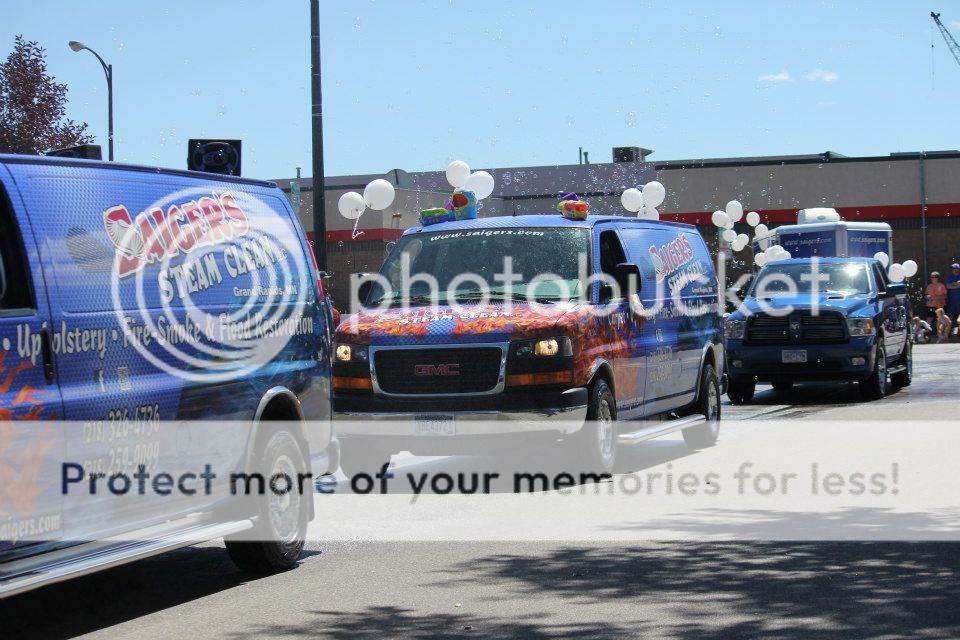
[366,294,439,307]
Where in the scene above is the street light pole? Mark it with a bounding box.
[68,41,113,161]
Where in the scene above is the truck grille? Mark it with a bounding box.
[373,347,503,395]
[745,312,847,345]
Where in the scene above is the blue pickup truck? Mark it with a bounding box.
[724,257,911,403]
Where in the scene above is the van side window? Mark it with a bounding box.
[598,229,626,301]
[0,183,34,314]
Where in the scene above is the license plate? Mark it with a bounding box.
[782,349,807,364]
[414,414,456,436]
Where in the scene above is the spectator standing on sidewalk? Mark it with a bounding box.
[945,263,960,330]
[926,272,947,324]
[935,308,951,343]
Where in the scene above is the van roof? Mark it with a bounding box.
[403,214,696,235]
[0,153,276,188]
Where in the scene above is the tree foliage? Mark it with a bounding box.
[0,35,93,155]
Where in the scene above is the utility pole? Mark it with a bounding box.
[311,0,327,270]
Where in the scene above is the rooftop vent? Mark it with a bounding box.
[613,146,654,163]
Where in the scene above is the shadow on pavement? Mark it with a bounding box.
[0,545,318,639]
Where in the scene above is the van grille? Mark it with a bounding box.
[374,347,502,395]
[746,312,847,345]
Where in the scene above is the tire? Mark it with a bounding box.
[338,443,393,479]
[225,429,309,573]
[726,375,755,404]
[859,339,889,400]
[682,364,721,449]
[771,379,793,393]
[891,339,912,387]
[570,379,617,474]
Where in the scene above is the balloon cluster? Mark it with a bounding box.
[337,178,397,238]
[753,244,791,267]
[874,252,918,283]
[445,160,495,199]
[710,200,752,253]
[620,181,665,219]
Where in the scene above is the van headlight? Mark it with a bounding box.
[725,319,746,340]
[335,343,369,362]
[846,318,875,336]
[511,337,572,358]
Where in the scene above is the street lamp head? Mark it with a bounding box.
[68,41,86,52]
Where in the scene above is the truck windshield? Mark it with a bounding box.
[367,227,589,306]
[749,262,870,297]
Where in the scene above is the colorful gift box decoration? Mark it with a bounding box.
[419,206,456,226]
[557,192,589,220]
[451,188,478,220]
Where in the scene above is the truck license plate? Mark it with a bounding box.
[414,414,456,436]
[782,349,807,364]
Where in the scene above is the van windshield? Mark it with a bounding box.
[367,227,589,306]
[749,262,870,297]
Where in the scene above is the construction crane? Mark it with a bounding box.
[931,11,960,69]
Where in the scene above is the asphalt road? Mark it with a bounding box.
[4,344,960,639]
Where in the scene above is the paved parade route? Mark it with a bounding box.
[4,345,960,639]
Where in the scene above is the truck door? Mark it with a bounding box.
[871,262,906,357]
[0,168,65,556]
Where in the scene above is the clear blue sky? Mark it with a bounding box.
[5,1,960,180]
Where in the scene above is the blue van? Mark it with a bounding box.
[0,154,335,597]
[333,214,724,475]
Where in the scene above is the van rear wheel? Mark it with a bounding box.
[225,429,308,573]
[682,364,721,449]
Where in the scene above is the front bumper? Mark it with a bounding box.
[334,387,588,438]
[726,337,876,381]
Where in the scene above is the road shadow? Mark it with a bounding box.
[430,540,960,639]
[0,544,320,639]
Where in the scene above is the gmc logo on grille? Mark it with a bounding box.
[414,363,460,377]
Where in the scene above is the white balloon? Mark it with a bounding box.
[641,181,666,208]
[464,170,495,199]
[446,160,471,188]
[638,206,659,220]
[888,263,905,283]
[338,191,366,220]
[722,228,737,243]
[621,188,644,212]
[725,200,744,223]
[873,251,889,268]
[737,233,750,246]
[732,239,745,252]
[711,210,731,228]
[903,260,918,277]
[755,252,768,267]
[781,250,792,260]
[363,179,396,210]
[745,211,761,227]
[754,223,769,236]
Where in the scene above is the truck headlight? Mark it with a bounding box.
[511,337,572,358]
[725,319,745,340]
[846,318,875,336]
[335,343,369,362]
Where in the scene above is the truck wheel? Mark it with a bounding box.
[682,364,721,449]
[571,379,617,474]
[726,375,755,404]
[859,340,889,400]
[771,379,793,393]
[891,340,912,387]
[225,428,309,573]
[338,444,393,479]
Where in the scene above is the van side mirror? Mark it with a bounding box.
[614,262,642,296]
[356,275,374,305]
[887,282,906,297]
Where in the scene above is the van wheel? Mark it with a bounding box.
[891,340,912,387]
[859,340,888,400]
[682,364,721,449]
[727,375,755,404]
[571,379,617,474]
[339,444,393,479]
[771,379,793,393]
[225,429,308,573]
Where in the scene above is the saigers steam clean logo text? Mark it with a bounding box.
[102,192,250,278]
[649,235,694,282]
